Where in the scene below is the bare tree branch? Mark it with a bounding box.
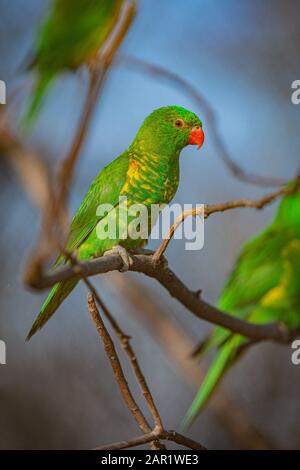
[88,289,205,450]
[87,291,149,432]
[26,249,293,343]
[87,291,163,451]
[83,276,163,433]
[95,429,206,450]
[153,176,300,261]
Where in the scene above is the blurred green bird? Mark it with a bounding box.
[185,181,300,425]
[23,0,123,126]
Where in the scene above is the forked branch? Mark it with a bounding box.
[87,291,205,450]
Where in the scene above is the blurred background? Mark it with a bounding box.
[0,0,300,449]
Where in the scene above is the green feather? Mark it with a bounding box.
[184,335,242,427]
[27,153,129,339]
[27,106,203,339]
[65,152,129,254]
[26,279,78,340]
[186,183,300,423]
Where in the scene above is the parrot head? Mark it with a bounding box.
[133,106,204,157]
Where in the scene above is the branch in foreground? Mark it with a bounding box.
[87,292,163,451]
[88,291,205,450]
[26,250,292,344]
[95,429,206,451]
[87,291,149,432]
[85,279,163,432]
[119,55,286,188]
[153,176,300,261]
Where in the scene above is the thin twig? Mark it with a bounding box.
[87,292,163,451]
[153,176,300,261]
[83,276,163,433]
[95,429,206,451]
[152,206,204,262]
[87,292,149,433]
[119,55,287,187]
[204,180,300,216]
[85,266,205,450]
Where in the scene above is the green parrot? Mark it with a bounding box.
[184,181,300,425]
[23,0,123,126]
[27,106,205,340]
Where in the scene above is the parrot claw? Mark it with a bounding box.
[104,245,133,272]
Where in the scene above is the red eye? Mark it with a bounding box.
[175,119,184,128]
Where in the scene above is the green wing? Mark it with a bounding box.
[27,152,129,340]
[184,335,243,427]
[63,151,129,256]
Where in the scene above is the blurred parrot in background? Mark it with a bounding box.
[27,106,205,340]
[23,0,123,126]
[184,180,300,425]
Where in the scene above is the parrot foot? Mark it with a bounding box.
[104,245,133,272]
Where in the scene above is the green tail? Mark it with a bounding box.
[183,335,242,427]
[22,72,55,130]
[26,278,78,340]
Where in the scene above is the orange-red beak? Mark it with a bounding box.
[188,127,205,149]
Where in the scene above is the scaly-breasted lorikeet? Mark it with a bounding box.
[24,0,123,126]
[185,181,300,425]
[27,106,205,339]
